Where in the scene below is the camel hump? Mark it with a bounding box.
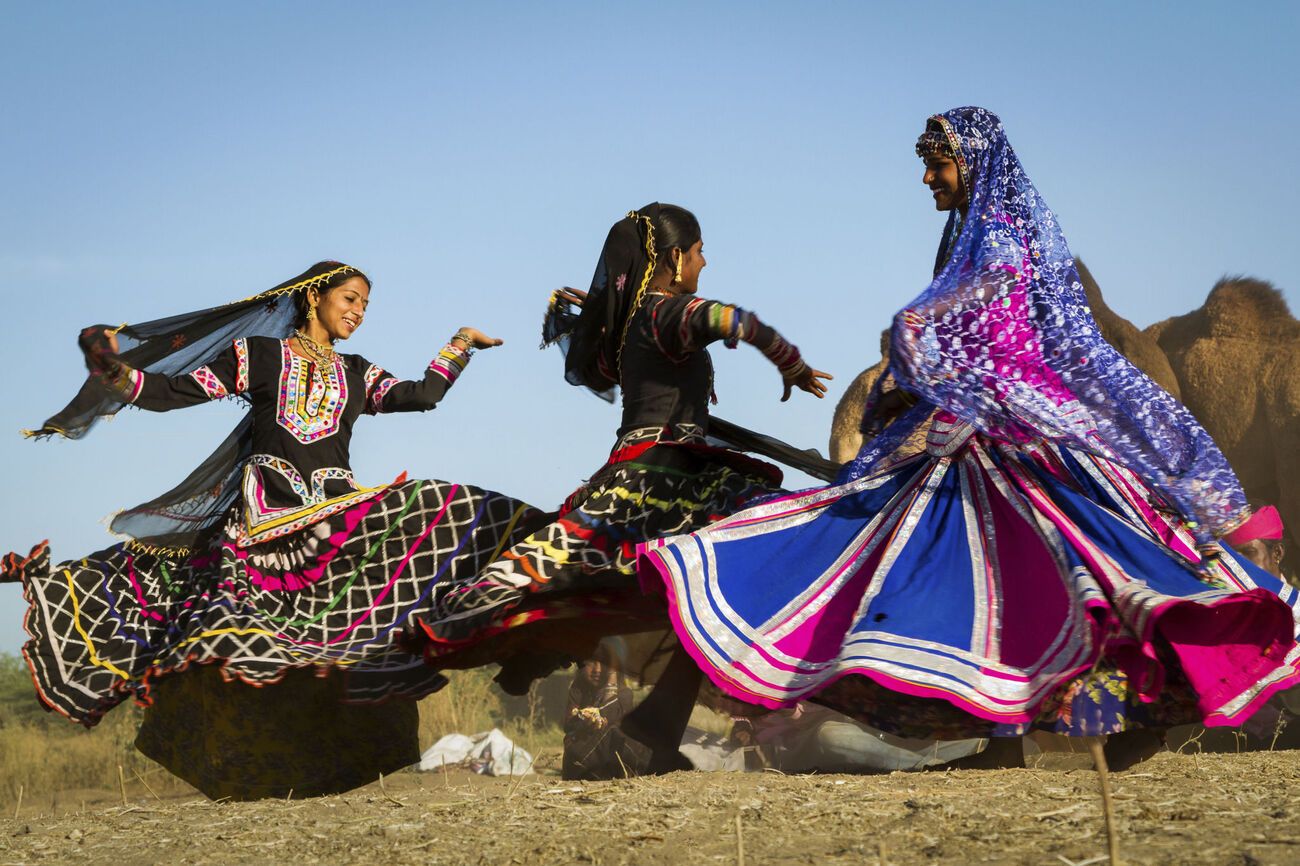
[1203,277,1298,339]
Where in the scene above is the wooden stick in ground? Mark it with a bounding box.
[615,751,632,780]
[1086,738,1122,865]
[13,784,22,819]
[378,773,403,807]
[505,759,532,799]
[735,813,745,866]
[132,769,162,802]
[117,765,128,807]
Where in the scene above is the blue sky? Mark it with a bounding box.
[1,1,1296,654]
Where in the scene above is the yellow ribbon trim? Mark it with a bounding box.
[63,566,131,681]
[484,504,532,563]
[243,484,389,538]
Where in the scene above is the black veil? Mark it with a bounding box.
[25,262,363,553]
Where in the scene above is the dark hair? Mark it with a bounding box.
[289,260,372,328]
[650,204,701,263]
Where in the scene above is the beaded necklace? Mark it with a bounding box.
[292,329,338,365]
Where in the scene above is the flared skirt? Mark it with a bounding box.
[413,439,783,684]
[642,417,1300,737]
[19,478,541,726]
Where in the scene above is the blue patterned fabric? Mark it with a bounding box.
[845,107,1247,543]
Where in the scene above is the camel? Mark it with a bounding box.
[1146,277,1300,557]
[828,268,1297,560]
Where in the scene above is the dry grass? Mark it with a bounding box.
[3,752,1300,864]
[0,707,193,808]
[0,667,570,810]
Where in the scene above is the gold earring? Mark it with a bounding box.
[673,255,683,286]
[306,305,318,322]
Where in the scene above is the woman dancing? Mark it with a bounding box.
[640,108,1300,770]
[2,261,541,798]
[412,204,831,725]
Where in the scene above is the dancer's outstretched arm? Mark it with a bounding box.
[363,327,503,414]
[86,329,247,410]
[652,296,832,401]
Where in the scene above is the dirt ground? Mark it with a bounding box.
[2,750,1299,865]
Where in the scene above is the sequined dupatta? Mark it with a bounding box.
[847,107,1247,541]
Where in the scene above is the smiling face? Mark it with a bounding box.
[923,153,966,213]
[309,276,370,342]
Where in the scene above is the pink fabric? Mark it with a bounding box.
[640,426,1300,730]
[1225,505,1285,546]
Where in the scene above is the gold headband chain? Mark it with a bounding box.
[103,265,360,343]
[228,264,359,307]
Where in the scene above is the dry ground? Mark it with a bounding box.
[1,751,1299,865]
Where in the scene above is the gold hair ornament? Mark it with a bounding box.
[614,211,657,375]
[103,266,361,340]
[230,264,359,307]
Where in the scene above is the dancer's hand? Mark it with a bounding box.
[781,365,833,402]
[554,287,588,307]
[891,309,926,381]
[77,327,121,376]
[454,327,504,350]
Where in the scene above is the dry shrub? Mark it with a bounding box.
[0,706,191,806]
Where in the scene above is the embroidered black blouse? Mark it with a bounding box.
[618,294,805,437]
[117,336,469,545]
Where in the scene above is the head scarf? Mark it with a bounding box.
[543,204,664,401]
[26,261,366,553]
[843,107,1248,541]
[1224,506,1285,547]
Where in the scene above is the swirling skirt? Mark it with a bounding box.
[412,434,784,684]
[14,478,540,797]
[641,416,1300,739]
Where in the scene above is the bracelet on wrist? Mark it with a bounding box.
[448,334,475,357]
[780,358,809,379]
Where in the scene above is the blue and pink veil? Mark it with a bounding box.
[843,107,1247,543]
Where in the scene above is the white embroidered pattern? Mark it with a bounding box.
[275,341,348,444]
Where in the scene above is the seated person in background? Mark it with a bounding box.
[561,641,651,780]
[1227,505,1289,583]
[1170,504,1300,747]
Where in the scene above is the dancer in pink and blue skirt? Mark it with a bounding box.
[638,107,1300,769]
